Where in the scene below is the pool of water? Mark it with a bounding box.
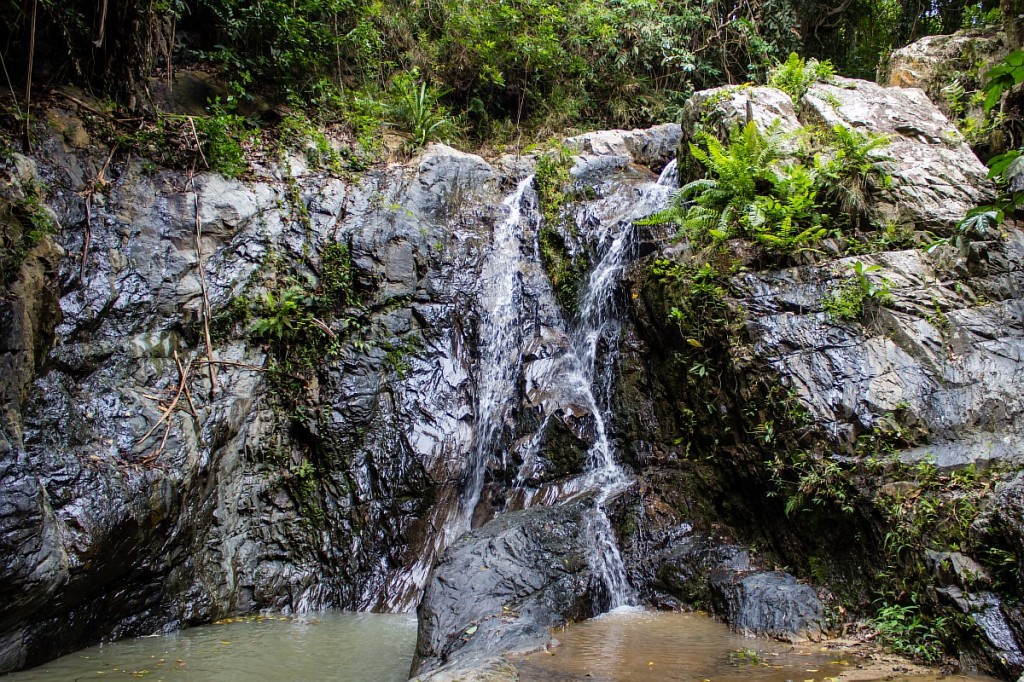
[513,607,862,682]
[6,607,1003,682]
[6,612,417,682]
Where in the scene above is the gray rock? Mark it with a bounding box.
[412,501,598,678]
[565,123,682,170]
[655,533,825,642]
[710,571,825,642]
[802,77,994,232]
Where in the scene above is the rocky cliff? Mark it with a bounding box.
[1,61,1022,681]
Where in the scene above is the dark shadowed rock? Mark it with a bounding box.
[655,532,825,642]
[412,501,598,680]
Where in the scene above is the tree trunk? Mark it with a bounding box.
[1004,0,1024,49]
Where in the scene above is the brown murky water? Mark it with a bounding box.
[4,607,1003,682]
[4,612,417,681]
[512,608,979,682]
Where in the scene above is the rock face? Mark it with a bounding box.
[0,114,683,674]
[880,29,1009,123]
[613,76,1024,678]
[0,133,506,670]
[411,501,598,680]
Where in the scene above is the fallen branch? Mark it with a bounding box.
[136,357,193,464]
[188,116,208,169]
[174,350,198,418]
[79,143,118,282]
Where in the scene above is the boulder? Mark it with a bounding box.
[655,532,825,642]
[411,501,598,679]
[802,77,993,232]
[880,29,1009,124]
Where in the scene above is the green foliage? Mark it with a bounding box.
[388,71,457,149]
[674,119,889,258]
[535,145,575,224]
[277,113,348,173]
[767,52,836,101]
[981,49,1024,114]
[822,261,893,321]
[769,450,857,514]
[935,50,1024,245]
[194,98,251,178]
[872,601,949,662]
[534,145,589,314]
[0,172,57,289]
[220,243,363,377]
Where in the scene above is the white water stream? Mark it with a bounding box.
[455,167,674,608]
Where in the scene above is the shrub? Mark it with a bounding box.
[674,118,890,257]
[767,52,836,101]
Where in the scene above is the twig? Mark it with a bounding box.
[174,350,198,418]
[23,0,37,152]
[136,357,191,446]
[81,195,92,282]
[79,143,118,281]
[188,170,218,397]
[188,116,208,169]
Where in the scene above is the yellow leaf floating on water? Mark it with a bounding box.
[220,641,231,645]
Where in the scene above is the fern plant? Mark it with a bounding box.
[673,118,891,256]
[767,52,836,101]
[677,120,787,241]
[813,124,892,225]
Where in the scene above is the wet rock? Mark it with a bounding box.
[735,236,1024,465]
[802,77,993,232]
[654,533,824,642]
[710,571,825,642]
[412,501,597,679]
[937,587,1024,677]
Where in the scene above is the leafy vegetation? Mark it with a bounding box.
[7,0,1009,149]
[767,52,836,101]
[822,261,894,320]
[0,164,56,289]
[535,145,589,314]
[671,119,890,261]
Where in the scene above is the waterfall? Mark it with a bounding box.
[657,158,679,187]
[572,226,635,608]
[460,176,536,529]
[458,170,672,610]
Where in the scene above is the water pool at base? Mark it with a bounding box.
[5,608,1001,682]
[5,612,417,682]
[511,609,996,682]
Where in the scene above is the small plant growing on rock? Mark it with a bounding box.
[767,52,836,101]
[822,261,892,321]
[389,69,457,149]
[195,97,252,178]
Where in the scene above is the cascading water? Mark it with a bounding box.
[572,225,637,608]
[460,175,536,529]
[459,168,672,610]
[657,158,679,187]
